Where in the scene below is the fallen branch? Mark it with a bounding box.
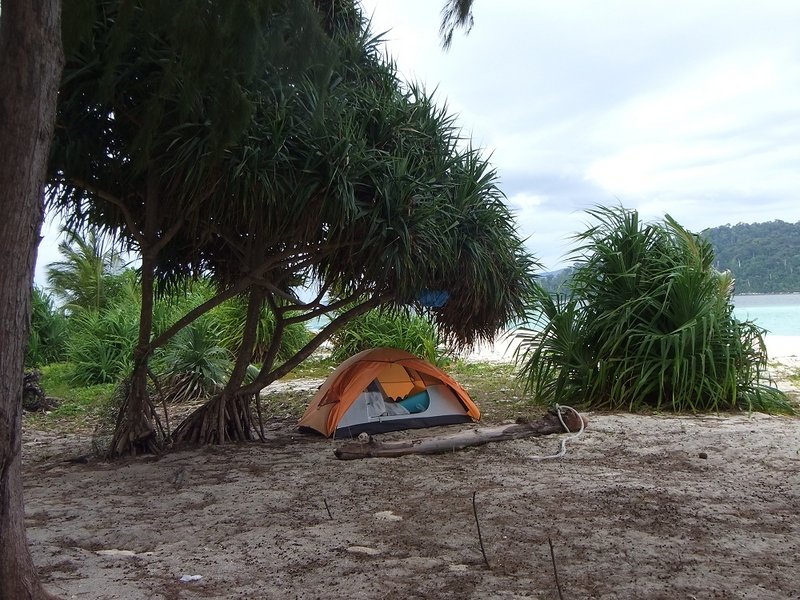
[333,409,587,460]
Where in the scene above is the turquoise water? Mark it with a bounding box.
[308,294,800,336]
[732,294,800,336]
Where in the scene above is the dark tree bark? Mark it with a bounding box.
[172,291,391,447]
[0,1,64,598]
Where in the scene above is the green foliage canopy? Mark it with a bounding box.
[49,0,538,451]
[50,0,537,350]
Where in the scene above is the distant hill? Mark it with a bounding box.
[537,267,575,294]
[701,220,800,294]
[538,220,800,295]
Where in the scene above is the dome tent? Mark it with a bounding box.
[298,348,480,438]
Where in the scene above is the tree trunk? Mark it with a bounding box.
[171,391,258,446]
[333,410,587,460]
[237,292,390,396]
[0,1,63,598]
[109,251,161,456]
[109,167,165,456]
[108,365,161,456]
[174,292,393,447]
[172,289,264,446]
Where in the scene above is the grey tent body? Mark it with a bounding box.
[332,384,473,438]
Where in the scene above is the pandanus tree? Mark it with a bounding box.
[440,0,476,48]
[50,0,538,453]
[516,206,790,413]
[49,0,349,454]
[169,9,538,445]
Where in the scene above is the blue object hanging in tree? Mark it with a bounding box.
[418,290,449,308]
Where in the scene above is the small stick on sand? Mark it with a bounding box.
[473,491,490,569]
[548,536,564,600]
[323,498,333,519]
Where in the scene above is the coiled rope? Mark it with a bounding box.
[529,404,584,461]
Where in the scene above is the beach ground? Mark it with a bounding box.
[21,336,800,599]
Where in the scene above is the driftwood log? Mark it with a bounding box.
[334,409,586,460]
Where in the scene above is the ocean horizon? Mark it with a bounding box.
[733,293,800,336]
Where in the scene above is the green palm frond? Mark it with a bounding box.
[67,306,139,385]
[46,229,124,312]
[155,318,232,402]
[26,287,70,367]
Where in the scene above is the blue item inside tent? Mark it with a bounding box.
[396,390,430,414]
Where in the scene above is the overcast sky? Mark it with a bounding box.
[360,0,800,271]
[36,1,800,283]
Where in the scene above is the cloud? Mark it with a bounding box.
[360,0,800,274]
[502,173,611,270]
[34,217,65,287]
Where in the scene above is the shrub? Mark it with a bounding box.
[26,286,69,367]
[151,279,216,339]
[329,308,447,365]
[516,206,791,413]
[154,318,232,403]
[66,305,138,385]
[210,296,313,364]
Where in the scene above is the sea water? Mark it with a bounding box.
[732,293,800,336]
[308,294,800,336]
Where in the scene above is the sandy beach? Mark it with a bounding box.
[20,331,800,599]
[764,334,800,366]
[464,330,800,368]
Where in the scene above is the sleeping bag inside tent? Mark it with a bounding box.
[298,347,480,437]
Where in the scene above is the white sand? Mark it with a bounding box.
[765,334,800,366]
[462,329,524,363]
[24,410,800,599]
[466,330,800,368]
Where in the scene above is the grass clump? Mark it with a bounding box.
[285,355,337,380]
[448,360,534,421]
[31,363,116,428]
[329,308,447,366]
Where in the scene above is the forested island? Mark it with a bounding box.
[701,220,800,294]
[540,219,800,295]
